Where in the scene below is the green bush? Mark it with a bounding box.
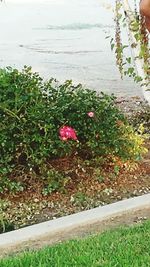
[0,67,146,183]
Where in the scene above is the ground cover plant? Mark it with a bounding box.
[0,66,149,232]
[1,219,150,266]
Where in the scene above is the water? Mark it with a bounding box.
[0,0,142,97]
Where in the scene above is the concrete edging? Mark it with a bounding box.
[1,193,150,255]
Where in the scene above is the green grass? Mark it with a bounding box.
[1,220,150,267]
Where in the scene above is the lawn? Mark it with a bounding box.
[1,220,150,267]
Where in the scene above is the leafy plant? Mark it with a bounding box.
[0,66,147,193]
[71,192,88,206]
[0,200,14,233]
[0,217,15,234]
[111,0,150,85]
[129,105,150,134]
[41,168,68,195]
[0,177,24,194]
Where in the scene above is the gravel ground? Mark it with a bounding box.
[116,96,148,116]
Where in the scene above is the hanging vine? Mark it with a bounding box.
[112,0,150,87]
[139,15,150,75]
[114,0,124,78]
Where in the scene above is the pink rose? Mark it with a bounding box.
[59,126,77,141]
[87,111,94,118]
[61,136,68,141]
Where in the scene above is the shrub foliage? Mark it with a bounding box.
[0,67,146,185]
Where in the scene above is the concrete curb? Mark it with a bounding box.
[1,193,150,254]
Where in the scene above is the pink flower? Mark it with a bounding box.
[87,111,94,118]
[59,126,77,141]
[61,136,68,141]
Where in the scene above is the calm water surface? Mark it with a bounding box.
[0,0,142,97]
